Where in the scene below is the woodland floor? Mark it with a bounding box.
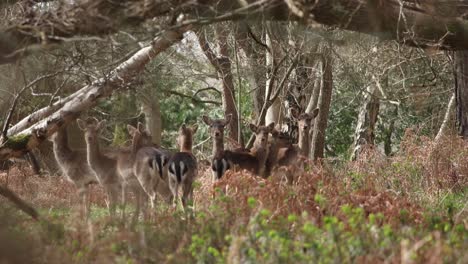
[0,135,467,263]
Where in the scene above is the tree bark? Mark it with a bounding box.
[235,24,266,118]
[455,50,468,140]
[436,92,456,142]
[0,28,188,160]
[265,29,281,125]
[351,84,381,160]
[140,97,162,145]
[3,0,468,65]
[196,27,239,142]
[311,44,333,160]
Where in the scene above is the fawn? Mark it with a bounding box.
[76,118,121,216]
[223,122,275,178]
[202,114,232,182]
[167,124,198,208]
[50,124,97,216]
[132,128,173,209]
[276,108,319,166]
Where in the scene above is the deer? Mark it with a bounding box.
[132,128,173,209]
[76,118,121,217]
[202,114,232,182]
[50,124,98,216]
[167,124,198,209]
[264,125,292,178]
[223,123,275,178]
[276,108,319,166]
[115,122,155,221]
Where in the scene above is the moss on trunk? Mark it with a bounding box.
[2,134,31,150]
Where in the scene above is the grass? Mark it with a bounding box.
[0,134,467,263]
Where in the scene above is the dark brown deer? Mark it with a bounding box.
[276,108,319,166]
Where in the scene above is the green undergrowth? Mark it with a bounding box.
[1,136,467,263]
[0,186,466,263]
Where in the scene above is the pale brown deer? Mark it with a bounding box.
[76,118,121,216]
[50,124,97,216]
[202,114,231,182]
[167,124,198,208]
[132,128,173,209]
[116,122,153,220]
[223,122,275,178]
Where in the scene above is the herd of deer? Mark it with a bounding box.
[49,108,319,219]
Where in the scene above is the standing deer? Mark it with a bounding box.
[50,124,97,216]
[223,123,275,178]
[264,125,292,177]
[132,127,173,209]
[167,124,198,208]
[116,123,153,221]
[276,108,319,166]
[76,118,121,216]
[202,114,232,182]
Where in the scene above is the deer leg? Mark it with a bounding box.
[107,184,119,218]
[121,183,127,221]
[181,181,193,209]
[169,178,178,208]
[78,186,89,219]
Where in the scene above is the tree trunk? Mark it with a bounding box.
[265,29,281,125]
[141,98,162,145]
[197,27,239,142]
[311,44,333,160]
[236,24,266,118]
[455,50,468,140]
[435,92,456,142]
[351,84,381,160]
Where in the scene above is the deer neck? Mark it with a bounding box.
[298,129,310,157]
[180,139,193,153]
[52,129,73,162]
[212,137,224,157]
[85,138,106,169]
[251,145,268,163]
[267,139,279,164]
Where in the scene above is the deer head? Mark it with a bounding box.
[202,114,231,140]
[127,122,152,150]
[177,123,198,152]
[77,117,106,143]
[250,122,275,149]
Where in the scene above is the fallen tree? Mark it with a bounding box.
[2,0,468,66]
[0,27,188,160]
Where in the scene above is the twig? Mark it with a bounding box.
[246,50,301,148]
[0,185,39,221]
[1,72,60,142]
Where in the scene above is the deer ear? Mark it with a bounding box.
[224,114,232,126]
[137,122,145,132]
[127,124,137,136]
[266,122,275,131]
[249,123,258,133]
[97,120,106,131]
[192,124,198,134]
[77,119,86,131]
[311,108,319,118]
[181,124,187,130]
[202,115,212,125]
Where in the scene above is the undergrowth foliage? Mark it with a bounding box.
[0,134,466,263]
